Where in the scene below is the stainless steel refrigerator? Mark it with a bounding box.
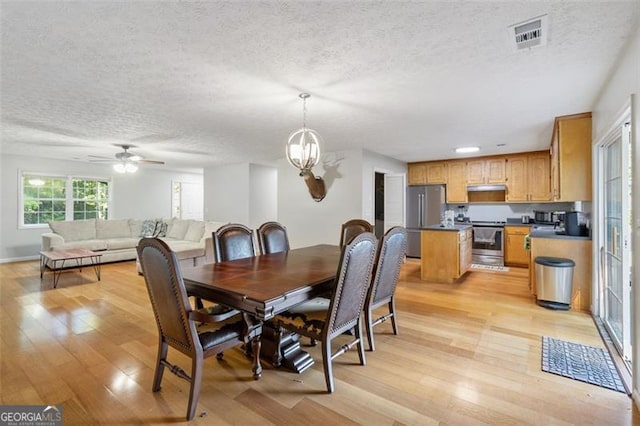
[406,185,446,257]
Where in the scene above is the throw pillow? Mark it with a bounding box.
[139,219,157,237]
[153,220,168,237]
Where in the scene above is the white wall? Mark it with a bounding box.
[0,154,203,261]
[203,163,250,223]
[592,26,640,401]
[278,149,363,248]
[462,202,574,222]
[249,164,278,229]
[362,149,407,223]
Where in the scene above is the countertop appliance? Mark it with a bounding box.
[471,221,505,266]
[534,210,565,225]
[565,211,589,236]
[406,185,445,258]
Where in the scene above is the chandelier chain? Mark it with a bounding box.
[302,96,307,130]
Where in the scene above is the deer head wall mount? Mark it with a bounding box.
[285,93,327,202]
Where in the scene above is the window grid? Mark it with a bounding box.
[21,174,111,227]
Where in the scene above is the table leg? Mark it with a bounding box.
[40,255,46,279]
[90,256,101,281]
[251,335,262,380]
[52,259,66,289]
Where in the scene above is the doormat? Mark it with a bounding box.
[541,336,626,393]
[470,264,509,272]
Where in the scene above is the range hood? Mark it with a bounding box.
[467,184,507,192]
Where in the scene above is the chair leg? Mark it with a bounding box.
[355,319,366,366]
[152,340,168,392]
[389,298,399,335]
[322,339,334,393]
[364,306,375,351]
[186,356,203,421]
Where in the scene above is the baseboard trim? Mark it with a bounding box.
[0,255,39,264]
[592,316,632,396]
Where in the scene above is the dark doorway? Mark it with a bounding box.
[374,172,384,238]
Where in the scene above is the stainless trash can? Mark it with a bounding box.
[535,256,575,310]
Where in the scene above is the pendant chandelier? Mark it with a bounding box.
[285,93,326,202]
[285,93,322,171]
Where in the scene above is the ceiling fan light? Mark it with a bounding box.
[113,163,126,173]
[125,163,138,173]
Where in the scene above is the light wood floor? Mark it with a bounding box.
[1,258,637,425]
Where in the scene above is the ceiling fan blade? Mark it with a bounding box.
[87,155,112,159]
[136,159,165,165]
[88,159,116,163]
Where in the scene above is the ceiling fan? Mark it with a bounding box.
[89,144,165,173]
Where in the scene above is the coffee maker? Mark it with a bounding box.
[565,211,589,236]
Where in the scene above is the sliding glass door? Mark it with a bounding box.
[599,120,632,363]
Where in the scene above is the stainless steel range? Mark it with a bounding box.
[471,221,505,266]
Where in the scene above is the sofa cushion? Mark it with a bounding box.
[49,219,96,242]
[96,219,131,239]
[184,221,205,242]
[129,219,142,237]
[167,219,191,240]
[51,239,107,251]
[104,238,140,250]
[139,219,157,237]
[160,239,205,259]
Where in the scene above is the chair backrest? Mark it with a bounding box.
[367,227,407,308]
[137,238,199,356]
[325,232,378,337]
[213,223,255,263]
[339,219,374,247]
[257,221,290,255]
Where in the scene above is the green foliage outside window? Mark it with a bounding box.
[22,175,110,225]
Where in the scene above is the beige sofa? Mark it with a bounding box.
[41,218,227,272]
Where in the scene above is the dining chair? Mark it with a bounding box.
[339,219,374,247]
[364,226,407,351]
[257,221,290,255]
[213,223,256,262]
[137,238,261,421]
[274,232,378,393]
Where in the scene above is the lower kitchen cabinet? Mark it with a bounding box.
[421,227,472,283]
[504,226,530,267]
[528,236,592,312]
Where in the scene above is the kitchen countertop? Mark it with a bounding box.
[421,224,473,232]
[529,229,591,240]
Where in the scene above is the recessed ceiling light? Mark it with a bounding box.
[455,146,480,154]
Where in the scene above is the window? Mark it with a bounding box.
[20,173,111,227]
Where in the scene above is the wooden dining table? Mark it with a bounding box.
[182,244,341,379]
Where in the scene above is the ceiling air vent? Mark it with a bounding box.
[509,15,548,50]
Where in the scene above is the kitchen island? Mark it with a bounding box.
[421,224,473,283]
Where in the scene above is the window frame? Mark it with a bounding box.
[18,171,113,229]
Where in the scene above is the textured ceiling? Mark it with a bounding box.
[1,1,638,171]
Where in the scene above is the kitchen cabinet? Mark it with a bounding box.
[527,151,552,201]
[408,163,426,185]
[528,236,592,312]
[504,226,530,267]
[505,151,551,202]
[426,161,447,184]
[551,113,592,201]
[467,157,506,184]
[421,227,472,283]
[446,161,467,203]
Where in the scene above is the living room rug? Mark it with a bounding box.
[541,336,626,393]
[470,264,509,272]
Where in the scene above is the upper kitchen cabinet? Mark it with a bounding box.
[466,157,506,185]
[528,151,552,201]
[446,161,468,203]
[505,152,551,202]
[408,162,426,185]
[426,161,448,184]
[551,112,592,201]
